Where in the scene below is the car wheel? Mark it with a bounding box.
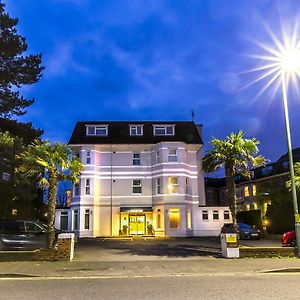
[289,238,296,247]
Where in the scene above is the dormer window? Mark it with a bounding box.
[153,125,175,136]
[86,125,108,136]
[130,125,143,136]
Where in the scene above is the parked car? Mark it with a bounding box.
[281,230,296,246]
[221,223,260,240]
[0,219,61,250]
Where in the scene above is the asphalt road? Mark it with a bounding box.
[1,272,300,300]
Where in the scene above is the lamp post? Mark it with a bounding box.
[280,70,300,256]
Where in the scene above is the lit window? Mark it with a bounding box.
[156,150,161,164]
[2,172,11,181]
[85,179,90,195]
[153,125,175,136]
[169,208,180,229]
[133,153,141,165]
[156,178,161,194]
[157,209,161,228]
[86,125,108,136]
[86,150,91,164]
[73,210,78,230]
[168,177,179,193]
[168,149,177,162]
[244,186,249,197]
[60,212,68,230]
[224,210,230,220]
[202,210,208,220]
[252,185,256,196]
[187,208,192,229]
[84,209,90,230]
[130,125,143,136]
[132,179,142,194]
[213,210,219,220]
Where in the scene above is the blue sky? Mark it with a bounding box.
[5,0,300,162]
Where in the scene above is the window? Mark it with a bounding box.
[73,210,78,230]
[213,210,219,220]
[244,186,249,197]
[157,209,161,228]
[168,149,177,162]
[185,177,190,194]
[2,172,11,181]
[168,177,179,193]
[224,210,230,220]
[169,208,180,229]
[84,209,90,230]
[153,125,175,136]
[202,210,208,220]
[156,150,161,164]
[85,179,90,195]
[86,150,91,164]
[156,178,161,194]
[187,208,192,229]
[74,183,80,196]
[132,179,142,194]
[86,125,108,136]
[60,212,68,230]
[130,125,143,136]
[283,161,289,170]
[220,190,226,201]
[133,153,141,165]
[252,185,256,196]
[262,165,273,176]
[206,190,213,202]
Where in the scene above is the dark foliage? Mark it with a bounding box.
[0,2,44,117]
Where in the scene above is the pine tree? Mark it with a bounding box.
[0,2,44,118]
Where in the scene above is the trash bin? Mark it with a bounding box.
[220,233,239,258]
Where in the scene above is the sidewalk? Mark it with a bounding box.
[0,257,300,279]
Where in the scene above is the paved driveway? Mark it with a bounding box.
[74,236,282,262]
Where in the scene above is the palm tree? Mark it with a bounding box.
[17,140,82,248]
[202,131,266,232]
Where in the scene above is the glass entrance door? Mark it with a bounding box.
[129,215,145,235]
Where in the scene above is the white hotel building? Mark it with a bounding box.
[55,121,231,237]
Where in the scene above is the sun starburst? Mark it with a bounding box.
[240,21,300,102]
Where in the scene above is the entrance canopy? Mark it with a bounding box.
[120,207,153,213]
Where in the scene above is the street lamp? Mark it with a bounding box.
[280,50,300,256]
[246,30,300,256]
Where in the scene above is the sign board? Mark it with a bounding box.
[225,234,237,243]
[295,214,300,223]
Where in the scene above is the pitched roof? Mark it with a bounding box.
[68,121,203,145]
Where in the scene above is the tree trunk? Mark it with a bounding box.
[226,165,238,233]
[47,171,58,249]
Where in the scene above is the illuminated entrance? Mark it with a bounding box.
[129,215,145,235]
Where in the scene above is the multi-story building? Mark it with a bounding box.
[55,121,231,237]
[205,147,300,221]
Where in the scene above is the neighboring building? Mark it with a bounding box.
[55,121,231,237]
[204,147,300,221]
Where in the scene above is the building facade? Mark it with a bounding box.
[55,121,231,237]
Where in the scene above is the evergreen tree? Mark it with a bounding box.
[0,2,44,118]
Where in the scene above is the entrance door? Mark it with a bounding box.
[129,215,145,235]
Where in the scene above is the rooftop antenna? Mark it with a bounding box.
[191,109,195,122]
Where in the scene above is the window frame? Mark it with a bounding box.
[86,125,108,136]
[132,179,142,194]
[168,176,179,194]
[224,210,230,220]
[156,178,161,194]
[129,125,143,136]
[132,153,141,166]
[85,178,90,195]
[86,150,91,164]
[153,125,175,136]
[213,210,219,220]
[168,149,177,162]
[202,210,209,220]
[169,208,180,229]
[84,209,90,230]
